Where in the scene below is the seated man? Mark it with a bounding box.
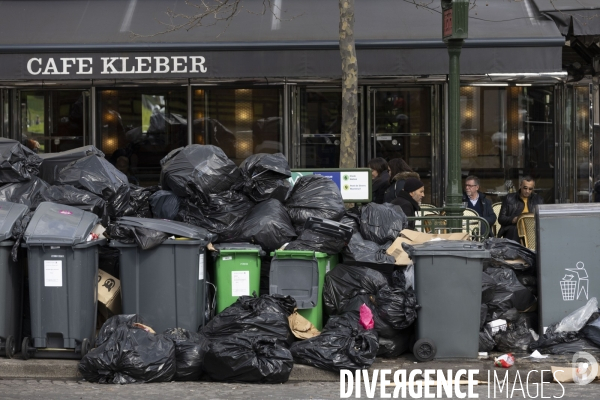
[462,175,496,235]
[498,176,543,242]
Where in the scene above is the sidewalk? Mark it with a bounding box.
[0,352,576,383]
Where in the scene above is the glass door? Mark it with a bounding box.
[20,90,90,154]
[370,87,434,204]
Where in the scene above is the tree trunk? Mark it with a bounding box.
[338,0,358,169]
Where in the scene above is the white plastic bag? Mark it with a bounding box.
[555,297,598,333]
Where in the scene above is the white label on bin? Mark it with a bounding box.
[199,254,205,280]
[232,271,250,296]
[44,260,62,287]
[222,256,233,261]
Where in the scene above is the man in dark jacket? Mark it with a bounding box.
[462,175,496,236]
[391,178,424,230]
[498,176,543,241]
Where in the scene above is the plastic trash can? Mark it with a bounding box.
[38,145,104,184]
[22,202,104,360]
[213,243,263,313]
[536,204,600,334]
[110,217,213,333]
[0,201,29,358]
[269,250,338,330]
[403,240,489,360]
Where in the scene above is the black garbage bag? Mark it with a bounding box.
[201,294,295,345]
[391,269,407,290]
[38,145,104,184]
[479,326,496,352]
[160,145,241,198]
[482,271,497,304]
[516,272,537,287]
[340,206,361,234]
[286,175,345,226]
[0,138,43,183]
[359,203,407,245]
[149,190,181,220]
[104,224,169,250]
[377,329,411,358]
[95,314,147,347]
[57,155,130,218]
[323,264,389,316]
[341,232,396,267]
[236,199,297,252]
[79,323,176,384]
[528,323,580,353]
[581,314,600,347]
[40,184,106,216]
[290,311,379,372]
[284,227,346,255]
[237,153,292,202]
[484,237,536,272]
[485,267,537,313]
[480,304,489,329]
[124,185,159,218]
[494,313,536,353]
[162,328,209,381]
[10,210,33,262]
[203,334,293,383]
[342,295,401,338]
[178,191,254,242]
[99,245,120,278]
[0,176,50,209]
[540,338,600,355]
[374,286,418,330]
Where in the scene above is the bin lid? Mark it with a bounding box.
[0,201,29,241]
[403,240,490,259]
[214,242,264,253]
[116,216,215,241]
[537,203,600,217]
[24,202,99,245]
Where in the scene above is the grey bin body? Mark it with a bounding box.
[536,203,600,333]
[38,146,104,184]
[0,201,29,357]
[405,240,489,359]
[111,218,210,333]
[269,254,319,309]
[23,202,102,359]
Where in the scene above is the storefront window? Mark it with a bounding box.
[373,87,432,204]
[575,86,591,202]
[460,86,555,204]
[97,88,187,186]
[20,90,89,154]
[192,87,283,165]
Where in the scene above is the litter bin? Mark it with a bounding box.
[536,204,600,334]
[22,202,104,360]
[213,243,264,313]
[269,250,338,330]
[0,201,29,358]
[110,217,213,333]
[403,240,489,360]
[38,145,104,184]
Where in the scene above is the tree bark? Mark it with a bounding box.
[338,0,358,169]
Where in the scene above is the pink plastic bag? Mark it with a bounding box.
[359,303,375,330]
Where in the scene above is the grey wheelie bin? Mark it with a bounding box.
[403,240,490,361]
[0,201,29,358]
[21,202,104,360]
[536,204,600,334]
[110,217,214,333]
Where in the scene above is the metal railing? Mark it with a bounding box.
[407,209,491,242]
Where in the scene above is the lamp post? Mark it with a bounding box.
[442,0,468,226]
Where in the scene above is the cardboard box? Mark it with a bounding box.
[551,365,600,383]
[98,269,122,319]
[386,229,470,265]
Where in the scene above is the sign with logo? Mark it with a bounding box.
[290,168,372,203]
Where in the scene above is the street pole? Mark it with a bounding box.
[442,0,468,228]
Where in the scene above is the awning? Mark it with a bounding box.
[0,0,564,80]
[533,0,600,42]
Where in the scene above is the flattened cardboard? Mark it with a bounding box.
[386,230,470,265]
[98,269,122,318]
[551,365,600,383]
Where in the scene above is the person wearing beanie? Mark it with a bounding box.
[391,177,424,230]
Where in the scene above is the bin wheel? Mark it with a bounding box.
[5,335,15,359]
[81,338,91,358]
[21,337,31,360]
[413,338,436,362]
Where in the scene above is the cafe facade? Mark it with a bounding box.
[0,0,598,205]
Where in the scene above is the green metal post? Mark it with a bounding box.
[445,40,464,226]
